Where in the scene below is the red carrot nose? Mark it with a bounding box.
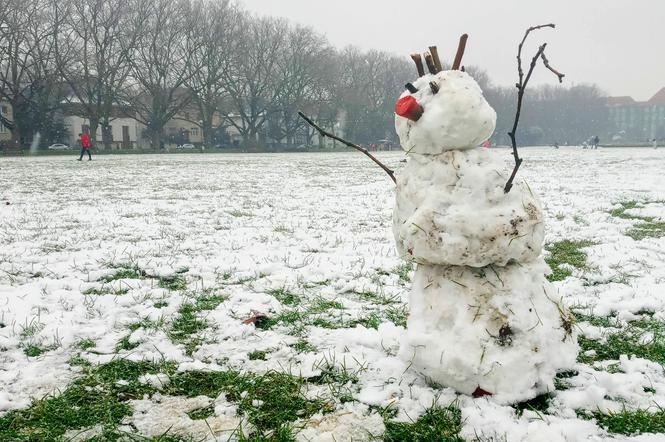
[395,96,424,121]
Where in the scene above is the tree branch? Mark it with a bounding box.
[298,111,396,184]
[540,51,565,83]
[504,24,564,193]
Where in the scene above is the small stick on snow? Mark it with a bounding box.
[410,53,425,77]
[424,53,438,74]
[297,111,396,184]
[504,24,565,193]
[429,46,443,71]
[451,34,468,70]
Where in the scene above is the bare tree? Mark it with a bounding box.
[0,0,60,146]
[184,0,240,148]
[221,16,289,148]
[123,0,199,149]
[268,25,333,147]
[333,47,412,144]
[54,0,139,149]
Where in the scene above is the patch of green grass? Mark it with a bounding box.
[255,311,305,331]
[353,290,400,305]
[513,393,553,417]
[154,301,168,308]
[128,317,165,332]
[168,303,209,355]
[158,275,187,291]
[573,215,589,225]
[578,317,665,366]
[383,403,464,441]
[19,319,44,338]
[308,297,344,313]
[115,335,139,352]
[99,266,146,283]
[554,370,578,391]
[578,408,665,436]
[626,222,665,240]
[610,200,665,240]
[290,340,316,353]
[187,405,215,421]
[0,358,326,441]
[385,305,408,328]
[610,201,642,219]
[0,359,173,440]
[267,288,301,306]
[83,286,129,296]
[76,339,96,350]
[310,317,338,329]
[255,300,406,333]
[393,262,413,283]
[248,350,267,361]
[23,344,48,357]
[302,279,331,289]
[68,355,91,367]
[227,209,253,218]
[545,240,595,282]
[349,312,382,330]
[573,312,620,328]
[166,370,333,438]
[194,292,225,311]
[308,361,359,403]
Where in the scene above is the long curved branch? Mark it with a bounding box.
[504,24,564,193]
[298,111,396,184]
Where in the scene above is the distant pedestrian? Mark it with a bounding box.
[78,133,91,161]
[653,138,658,149]
[592,135,600,149]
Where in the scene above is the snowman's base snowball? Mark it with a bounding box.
[400,260,578,404]
[394,148,544,268]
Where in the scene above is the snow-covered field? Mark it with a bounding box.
[1,148,665,441]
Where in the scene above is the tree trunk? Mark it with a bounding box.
[101,119,113,150]
[151,130,162,151]
[202,116,213,148]
[89,117,99,148]
[10,124,22,150]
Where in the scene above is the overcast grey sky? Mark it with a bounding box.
[241,0,664,101]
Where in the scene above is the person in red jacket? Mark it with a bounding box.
[78,132,92,161]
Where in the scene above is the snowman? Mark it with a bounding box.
[392,39,578,403]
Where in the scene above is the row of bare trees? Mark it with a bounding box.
[1,0,613,150]
[0,0,414,149]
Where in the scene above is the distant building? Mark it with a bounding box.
[63,114,143,150]
[0,101,12,143]
[607,88,665,141]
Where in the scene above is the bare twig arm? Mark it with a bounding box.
[298,111,397,184]
[504,24,564,193]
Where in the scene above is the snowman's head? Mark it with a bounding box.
[395,69,496,155]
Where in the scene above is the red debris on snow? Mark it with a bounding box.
[472,387,493,398]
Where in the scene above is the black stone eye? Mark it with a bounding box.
[405,83,418,94]
[429,82,439,94]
